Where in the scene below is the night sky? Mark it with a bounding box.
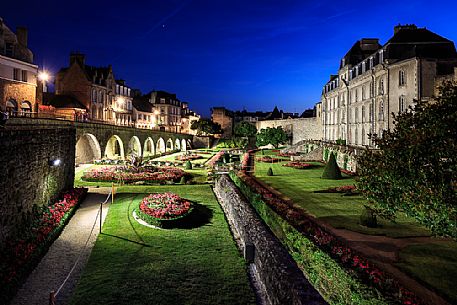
[3,0,457,117]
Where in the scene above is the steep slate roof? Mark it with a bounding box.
[133,95,153,113]
[340,39,382,69]
[385,26,457,60]
[84,65,112,85]
[44,93,87,109]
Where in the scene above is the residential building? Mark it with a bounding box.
[148,90,183,132]
[0,18,38,115]
[132,94,157,129]
[181,102,200,134]
[320,24,457,147]
[114,79,133,126]
[55,53,116,122]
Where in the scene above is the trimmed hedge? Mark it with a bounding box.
[135,207,193,229]
[230,172,388,305]
[322,152,342,180]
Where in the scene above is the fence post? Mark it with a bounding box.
[99,202,102,234]
[111,183,114,204]
[49,291,56,305]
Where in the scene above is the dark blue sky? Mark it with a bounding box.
[3,0,457,116]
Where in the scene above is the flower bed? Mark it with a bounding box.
[256,156,281,163]
[230,168,421,305]
[341,168,357,176]
[175,154,203,161]
[207,151,225,168]
[135,192,192,228]
[282,161,315,169]
[82,166,188,184]
[0,188,88,304]
[314,185,358,195]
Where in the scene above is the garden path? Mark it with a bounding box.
[10,188,111,305]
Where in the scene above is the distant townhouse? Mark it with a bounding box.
[320,24,457,147]
[132,94,156,129]
[0,18,38,116]
[114,79,133,126]
[148,90,183,132]
[181,102,200,135]
[55,53,116,122]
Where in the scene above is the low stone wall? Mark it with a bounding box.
[214,175,326,305]
[0,127,75,245]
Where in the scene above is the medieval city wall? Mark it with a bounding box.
[256,118,322,144]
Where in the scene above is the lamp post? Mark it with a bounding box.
[38,71,50,93]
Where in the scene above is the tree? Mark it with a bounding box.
[256,126,289,148]
[234,121,257,137]
[190,119,222,136]
[357,82,457,238]
[321,152,342,180]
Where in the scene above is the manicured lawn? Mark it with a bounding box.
[70,185,256,305]
[396,242,457,304]
[254,151,430,237]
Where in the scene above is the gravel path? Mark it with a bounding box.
[10,189,111,305]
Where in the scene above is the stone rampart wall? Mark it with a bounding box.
[256,118,322,144]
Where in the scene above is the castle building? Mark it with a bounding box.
[321,24,457,147]
[211,107,234,138]
[0,18,38,115]
[55,53,116,122]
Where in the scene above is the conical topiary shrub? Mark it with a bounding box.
[321,152,342,179]
[267,167,274,176]
[185,160,192,170]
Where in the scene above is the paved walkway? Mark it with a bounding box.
[10,189,111,305]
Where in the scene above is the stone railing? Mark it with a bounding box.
[214,175,326,305]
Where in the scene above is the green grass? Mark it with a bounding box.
[254,151,430,237]
[396,242,457,304]
[70,185,255,305]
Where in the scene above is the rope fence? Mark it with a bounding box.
[49,186,114,305]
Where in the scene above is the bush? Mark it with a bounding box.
[360,206,377,228]
[322,152,342,180]
[267,167,274,176]
[185,160,192,170]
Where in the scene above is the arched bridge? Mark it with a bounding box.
[75,121,193,163]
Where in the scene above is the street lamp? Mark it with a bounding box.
[38,71,50,93]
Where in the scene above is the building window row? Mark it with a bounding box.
[13,68,28,82]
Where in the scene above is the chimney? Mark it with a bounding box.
[70,52,85,66]
[359,38,380,52]
[16,27,28,47]
[394,24,418,35]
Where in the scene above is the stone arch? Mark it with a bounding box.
[127,136,142,157]
[104,135,125,160]
[21,101,32,112]
[175,139,181,151]
[156,137,166,154]
[143,137,155,158]
[76,133,102,164]
[166,138,174,151]
[6,99,18,114]
[186,139,192,150]
[181,139,187,151]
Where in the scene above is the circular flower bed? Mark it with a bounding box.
[175,154,203,161]
[257,156,281,163]
[136,192,192,228]
[82,166,188,184]
[282,161,315,169]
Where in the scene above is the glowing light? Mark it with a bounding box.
[49,158,61,166]
[38,71,50,82]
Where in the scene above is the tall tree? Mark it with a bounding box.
[357,82,457,238]
[190,119,222,136]
[256,126,289,148]
[234,121,257,137]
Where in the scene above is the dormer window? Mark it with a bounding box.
[362,62,366,73]
[369,57,373,69]
[379,50,384,63]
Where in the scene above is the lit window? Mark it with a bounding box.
[399,70,406,86]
